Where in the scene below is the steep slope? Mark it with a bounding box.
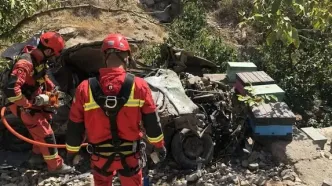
[2,0,168,48]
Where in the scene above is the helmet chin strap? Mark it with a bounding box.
[104,52,111,67]
[40,49,52,64]
[115,52,129,67]
[104,51,129,68]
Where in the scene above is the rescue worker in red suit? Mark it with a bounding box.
[4,31,73,174]
[65,33,167,186]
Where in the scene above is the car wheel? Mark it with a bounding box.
[171,130,214,169]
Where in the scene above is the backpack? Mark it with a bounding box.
[0,55,20,107]
[0,31,44,107]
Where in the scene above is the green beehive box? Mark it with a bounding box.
[250,84,285,101]
[226,62,257,82]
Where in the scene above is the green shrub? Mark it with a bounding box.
[139,0,237,72]
[246,32,332,127]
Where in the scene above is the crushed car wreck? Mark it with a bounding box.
[0,32,242,170]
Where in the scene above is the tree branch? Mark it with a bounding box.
[301,28,331,35]
[299,35,316,43]
[0,3,172,39]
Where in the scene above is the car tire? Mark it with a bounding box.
[171,130,214,170]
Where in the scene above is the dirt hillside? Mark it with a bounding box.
[5,0,168,48]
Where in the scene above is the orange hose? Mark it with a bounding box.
[1,107,88,148]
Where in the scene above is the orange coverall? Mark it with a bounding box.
[4,46,64,171]
[66,67,164,186]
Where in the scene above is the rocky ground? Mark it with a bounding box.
[268,127,332,186]
[146,147,305,186]
[0,144,306,186]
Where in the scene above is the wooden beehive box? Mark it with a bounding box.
[235,71,275,95]
[249,84,285,102]
[226,62,257,83]
[248,102,296,140]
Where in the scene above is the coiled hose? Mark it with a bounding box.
[0,106,88,148]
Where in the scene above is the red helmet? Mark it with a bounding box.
[101,33,130,54]
[39,31,65,56]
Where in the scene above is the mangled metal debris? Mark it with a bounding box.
[0,34,247,171]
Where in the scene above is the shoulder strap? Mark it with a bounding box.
[18,53,33,62]
[88,73,135,146]
[16,53,45,80]
[88,76,103,104]
[89,73,137,175]
[89,73,135,109]
[118,73,135,101]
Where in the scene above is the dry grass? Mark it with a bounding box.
[2,0,167,49]
[205,0,258,48]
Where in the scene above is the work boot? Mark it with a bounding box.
[27,152,45,166]
[48,163,74,175]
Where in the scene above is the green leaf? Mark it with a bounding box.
[267,31,277,46]
[237,96,246,101]
[252,14,265,21]
[291,27,300,48]
[313,18,322,29]
[238,21,246,29]
[293,3,304,15]
[10,0,16,9]
[265,95,271,101]
[276,9,281,15]
[283,16,291,21]
[248,100,255,107]
[254,14,264,18]
[244,86,252,91]
[270,95,278,101]
[271,0,282,14]
[280,32,292,45]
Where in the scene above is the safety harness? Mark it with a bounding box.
[87,73,146,177]
[3,53,51,117]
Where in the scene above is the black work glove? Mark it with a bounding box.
[154,146,167,162]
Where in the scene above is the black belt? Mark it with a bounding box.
[86,139,139,154]
[87,139,144,177]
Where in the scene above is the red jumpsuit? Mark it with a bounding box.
[66,67,164,186]
[4,46,64,171]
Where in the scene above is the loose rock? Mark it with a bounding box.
[241,180,250,186]
[242,160,249,168]
[281,169,296,182]
[4,184,17,186]
[265,180,284,186]
[1,173,12,180]
[322,179,332,186]
[228,175,239,184]
[283,180,296,186]
[186,172,200,182]
[255,176,268,186]
[174,180,187,186]
[248,163,259,171]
